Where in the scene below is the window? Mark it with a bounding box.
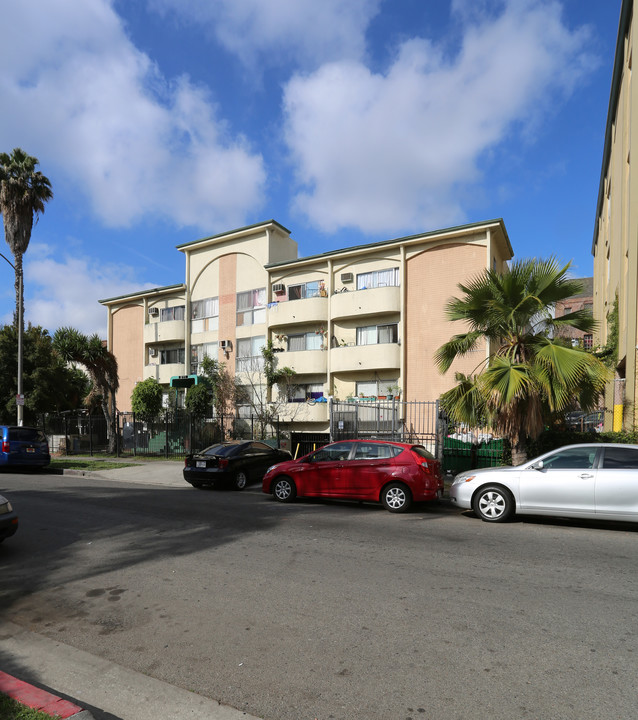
[541,447,597,470]
[562,306,572,316]
[159,347,185,365]
[583,334,593,350]
[356,323,398,345]
[353,443,400,460]
[190,342,218,374]
[288,281,322,300]
[237,289,266,326]
[160,306,185,322]
[191,297,219,333]
[287,332,323,351]
[356,379,398,397]
[356,268,399,290]
[310,442,354,462]
[236,336,265,372]
[288,383,324,402]
[602,447,638,469]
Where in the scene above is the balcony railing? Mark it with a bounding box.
[331,285,400,321]
[330,342,400,372]
[144,320,185,344]
[268,296,328,328]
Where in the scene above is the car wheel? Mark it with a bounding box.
[472,485,514,522]
[234,471,248,490]
[273,476,296,503]
[381,482,412,513]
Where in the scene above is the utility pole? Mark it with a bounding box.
[1,252,24,425]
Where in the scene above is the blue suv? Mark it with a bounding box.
[0,426,50,469]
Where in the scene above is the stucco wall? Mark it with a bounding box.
[112,304,144,412]
[405,243,487,403]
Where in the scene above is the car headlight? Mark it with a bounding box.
[0,501,13,515]
[266,464,279,474]
[452,474,476,485]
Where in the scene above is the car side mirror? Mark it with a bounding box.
[531,460,544,471]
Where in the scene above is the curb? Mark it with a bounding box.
[0,670,95,719]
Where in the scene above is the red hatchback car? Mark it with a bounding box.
[262,439,443,513]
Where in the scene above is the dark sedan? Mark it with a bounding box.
[184,440,292,490]
[0,494,18,542]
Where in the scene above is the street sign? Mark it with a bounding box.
[16,394,24,406]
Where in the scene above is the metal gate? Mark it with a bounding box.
[330,399,440,457]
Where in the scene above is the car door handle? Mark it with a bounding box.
[578,473,594,479]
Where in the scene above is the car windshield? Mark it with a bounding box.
[202,444,240,457]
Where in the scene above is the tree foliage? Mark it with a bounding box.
[0,148,53,327]
[0,323,88,424]
[131,378,163,420]
[184,382,213,418]
[53,327,119,452]
[435,258,610,462]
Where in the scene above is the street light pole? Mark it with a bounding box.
[1,252,23,426]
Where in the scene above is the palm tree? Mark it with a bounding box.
[53,328,120,454]
[0,148,53,327]
[435,258,610,464]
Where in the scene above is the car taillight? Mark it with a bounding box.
[218,458,229,469]
[1,441,9,453]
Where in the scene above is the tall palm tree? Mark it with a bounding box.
[435,258,610,464]
[53,328,120,454]
[0,148,53,328]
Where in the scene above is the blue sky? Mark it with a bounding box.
[0,0,621,337]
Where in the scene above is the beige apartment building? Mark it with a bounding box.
[100,218,513,432]
[592,0,637,430]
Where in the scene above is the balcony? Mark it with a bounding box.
[331,286,400,321]
[279,401,329,423]
[268,296,328,328]
[330,343,400,373]
[144,362,186,384]
[276,349,327,374]
[144,320,185,344]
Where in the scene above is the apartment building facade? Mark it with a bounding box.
[100,218,513,432]
[592,0,636,430]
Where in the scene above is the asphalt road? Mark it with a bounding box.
[1,470,637,720]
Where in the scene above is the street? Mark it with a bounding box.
[1,469,637,720]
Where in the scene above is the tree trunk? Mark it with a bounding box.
[511,439,528,466]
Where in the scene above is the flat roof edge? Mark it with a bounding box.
[99,283,186,304]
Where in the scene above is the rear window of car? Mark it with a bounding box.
[353,443,402,459]
[8,427,47,442]
[411,445,435,460]
[602,447,638,469]
[203,443,240,457]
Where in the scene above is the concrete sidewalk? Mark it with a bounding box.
[58,459,186,487]
[0,621,263,720]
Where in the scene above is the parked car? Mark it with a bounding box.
[262,439,443,513]
[449,443,638,523]
[0,426,50,469]
[0,493,18,542]
[184,440,292,490]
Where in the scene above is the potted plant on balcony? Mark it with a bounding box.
[386,384,401,399]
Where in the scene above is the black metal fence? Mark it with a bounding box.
[40,411,283,458]
[330,398,441,457]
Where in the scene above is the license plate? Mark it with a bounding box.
[26,447,35,453]
[196,461,206,468]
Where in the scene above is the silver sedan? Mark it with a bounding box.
[449,443,638,523]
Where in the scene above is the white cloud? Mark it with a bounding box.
[148,0,381,67]
[283,0,596,234]
[22,244,156,338]
[0,0,266,231]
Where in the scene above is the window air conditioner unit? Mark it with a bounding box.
[220,340,232,350]
[149,348,158,357]
[272,283,286,294]
[148,307,159,316]
[340,273,354,283]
